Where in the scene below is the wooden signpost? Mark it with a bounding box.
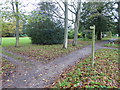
[90,25,95,67]
[0,16,2,45]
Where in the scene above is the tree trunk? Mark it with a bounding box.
[63,0,68,49]
[118,1,120,37]
[15,0,19,47]
[72,19,79,46]
[97,31,102,40]
[72,1,81,46]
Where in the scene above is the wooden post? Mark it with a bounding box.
[90,25,95,67]
[0,16,2,88]
[0,16,2,45]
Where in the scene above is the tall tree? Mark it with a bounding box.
[37,1,69,48]
[1,0,27,46]
[11,0,19,47]
[72,0,81,46]
[53,0,82,46]
[35,1,81,47]
[38,2,56,20]
[81,2,115,40]
[63,0,68,48]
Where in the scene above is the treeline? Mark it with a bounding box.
[2,21,26,37]
[0,1,119,47]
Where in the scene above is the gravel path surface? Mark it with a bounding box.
[1,41,118,88]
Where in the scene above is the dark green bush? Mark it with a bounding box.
[27,18,64,45]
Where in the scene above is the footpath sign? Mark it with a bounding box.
[90,25,95,67]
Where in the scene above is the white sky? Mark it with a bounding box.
[0,0,118,27]
[19,0,75,27]
[0,0,118,13]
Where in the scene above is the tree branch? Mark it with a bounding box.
[68,7,76,14]
[55,0,65,12]
[52,10,64,18]
[53,14,74,23]
[11,0,15,14]
[68,3,77,12]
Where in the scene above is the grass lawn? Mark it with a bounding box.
[104,39,119,48]
[1,58,16,82]
[102,37,119,48]
[51,49,119,88]
[102,36,120,41]
[2,37,31,47]
[2,37,91,63]
[104,44,119,48]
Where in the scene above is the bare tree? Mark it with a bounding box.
[11,0,19,47]
[54,0,81,46]
[72,0,81,46]
[63,0,68,48]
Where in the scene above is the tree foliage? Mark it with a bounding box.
[27,18,64,45]
[2,21,23,37]
[81,2,116,40]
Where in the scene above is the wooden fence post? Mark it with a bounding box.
[90,25,95,67]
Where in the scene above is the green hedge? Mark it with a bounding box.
[27,18,64,45]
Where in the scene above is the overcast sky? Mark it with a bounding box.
[0,0,118,12]
[0,0,118,27]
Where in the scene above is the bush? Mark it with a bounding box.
[68,30,83,39]
[78,32,82,38]
[68,30,74,39]
[27,18,64,45]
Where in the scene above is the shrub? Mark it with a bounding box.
[78,32,82,38]
[68,30,83,39]
[27,18,64,45]
[68,30,74,39]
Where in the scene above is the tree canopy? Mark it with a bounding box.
[81,2,117,40]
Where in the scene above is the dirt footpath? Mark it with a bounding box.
[1,41,118,88]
